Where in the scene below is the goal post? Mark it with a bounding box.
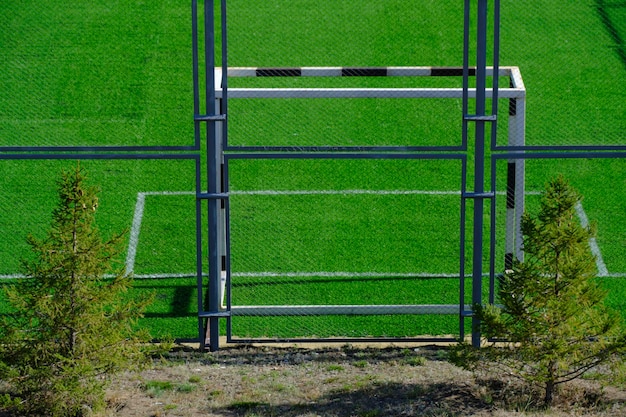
[211,66,527,320]
[505,66,526,268]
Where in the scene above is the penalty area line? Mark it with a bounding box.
[121,188,595,278]
[575,201,609,277]
[125,191,204,275]
[125,192,145,275]
[3,271,626,280]
[123,189,467,275]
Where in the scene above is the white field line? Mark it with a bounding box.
[122,188,539,275]
[3,190,619,280]
[232,271,459,278]
[125,191,200,274]
[575,201,609,277]
[233,189,461,196]
[3,271,626,280]
[120,190,610,279]
[125,193,145,275]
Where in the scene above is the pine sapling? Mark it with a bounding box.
[0,164,153,416]
[452,175,626,407]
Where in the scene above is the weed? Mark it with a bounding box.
[176,383,196,393]
[271,382,289,393]
[324,376,341,384]
[340,375,379,392]
[188,375,202,384]
[353,360,368,368]
[144,380,174,397]
[407,385,429,399]
[435,350,449,361]
[404,356,426,367]
[207,389,224,400]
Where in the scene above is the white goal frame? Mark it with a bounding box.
[211,66,526,319]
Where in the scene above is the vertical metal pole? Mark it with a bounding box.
[460,0,471,342]
[220,0,229,317]
[205,0,221,352]
[471,0,489,348]
[221,0,228,145]
[489,0,501,306]
[191,0,208,351]
[462,0,471,151]
[459,158,468,340]
[195,160,205,350]
[514,94,526,263]
[216,93,226,313]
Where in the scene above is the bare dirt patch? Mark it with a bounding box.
[99,344,626,417]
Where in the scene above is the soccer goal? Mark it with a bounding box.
[207,65,526,322]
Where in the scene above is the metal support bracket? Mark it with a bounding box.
[197,193,229,200]
[199,311,232,318]
[195,114,227,121]
[464,114,497,121]
[462,192,495,199]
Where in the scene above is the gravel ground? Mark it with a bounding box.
[97,343,626,417]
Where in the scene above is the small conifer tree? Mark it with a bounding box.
[0,164,152,416]
[452,176,626,407]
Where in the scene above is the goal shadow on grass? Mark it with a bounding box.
[134,283,195,319]
[230,273,461,288]
[595,0,626,69]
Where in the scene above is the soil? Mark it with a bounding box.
[98,342,626,417]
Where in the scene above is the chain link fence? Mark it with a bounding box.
[0,1,193,148]
[1,1,624,341]
[222,0,624,340]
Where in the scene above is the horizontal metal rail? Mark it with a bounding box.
[219,88,525,99]
[231,304,472,316]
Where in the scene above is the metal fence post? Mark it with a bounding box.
[471,0,489,348]
[204,0,221,352]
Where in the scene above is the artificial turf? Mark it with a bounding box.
[0,0,624,341]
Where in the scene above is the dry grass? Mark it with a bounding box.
[93,344,626,417]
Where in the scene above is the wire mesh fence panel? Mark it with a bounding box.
[499,0,625,148]
[522,158,626,276]
[225,0,465,68]
[0,159,200,340]
[492,158,626,321]
[227,158,464,339]
[227,95,463,149]
[2,0,625,344]
[222,0,473,150]
[0,1,193,148]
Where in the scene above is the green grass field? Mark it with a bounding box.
[1,0,624,341]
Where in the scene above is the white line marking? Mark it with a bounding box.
[141,191,195,196]
[575,201,609,277]
[5,189,619,281]
[232,271,459,278]
[125,191,201,275]
[3,271,626,280]
[123,189,463,274]
[232,189,461,196]
[125,192,145,275]
[0,274,27,279]
[129,189,543,197]
[121,189,614,279]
